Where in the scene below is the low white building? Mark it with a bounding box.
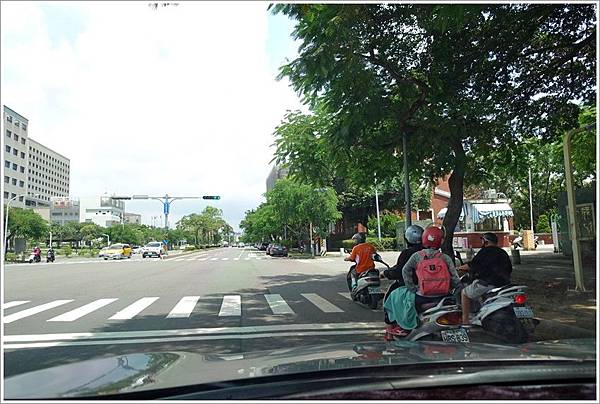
[79,195,125,227]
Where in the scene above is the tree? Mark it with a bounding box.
[367,212,402,238]
[177,206,232,246]
[80,223,103,246]
[4,207,48,252]
[272,4,596,255]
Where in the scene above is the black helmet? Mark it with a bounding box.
[352,232,366,244]
[481,232,498,244]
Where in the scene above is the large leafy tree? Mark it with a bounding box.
[272,3,596,255]
[4,207,49,252]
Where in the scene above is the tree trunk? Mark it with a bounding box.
[441,139,466,260]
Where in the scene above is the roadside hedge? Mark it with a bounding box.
[340,237,397,251]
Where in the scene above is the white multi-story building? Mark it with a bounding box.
[3,105,70,209]
[49,197,81,225]
[3,106,30,208]
[124,212,142,225]
[79,196,125,227]
[26,138,70,207]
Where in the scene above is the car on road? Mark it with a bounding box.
[131,246,142,254]
[238,243,245,248]
[104,244,132,260]
[142,242,166,258]
[98,247,109,258]
[258,242,269,251]
[269,244,288,257]
[266,243,275,255]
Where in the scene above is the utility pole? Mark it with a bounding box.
[528,167,534,231]
[403,132,412,227]
[375,175,382,240]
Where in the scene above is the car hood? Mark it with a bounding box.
[105,249,123,254]
[4,338,595,399]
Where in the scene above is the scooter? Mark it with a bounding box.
[28,252,41,263]
[512,234,539,249]
[459,271,538,343]
[46,250,55,263]
[346,253,386,309]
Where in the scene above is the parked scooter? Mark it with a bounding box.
[46,249,55,263]
[512,234,539,249]
[346,253,386,309]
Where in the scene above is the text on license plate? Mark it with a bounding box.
[441,328,470,343]
[368,287,382,294]
[513,306,534,318]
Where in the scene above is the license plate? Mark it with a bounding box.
[513,306,534,318]
[441,328,470,343]
[368,287,382,294]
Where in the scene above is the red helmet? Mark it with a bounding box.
[422,226,444,249]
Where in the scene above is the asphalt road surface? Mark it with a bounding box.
[4,247,386,376]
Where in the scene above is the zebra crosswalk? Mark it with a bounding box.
[3,291,369,325]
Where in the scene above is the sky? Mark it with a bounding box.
[1,1,305,231]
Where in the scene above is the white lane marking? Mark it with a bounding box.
[219,295,241,316]
[47,299,118,322]
[109,297,159,320]
[264,294,295,315]
[5,322,382,342]
[244,258,251,261]
[338,292,352,300]
[301,293,344,313]
[198,258,208,261]
[210,258,218,261]
[237,250,245,260]
[186,258,196,261]
[3,301,30,309]
[3,300,74,324]
[174,258,185,262]
[167,296,200,318]
[221,258,229,261]
[4,329,384,350]
[233,258,240,261]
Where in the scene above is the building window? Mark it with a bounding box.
[22,123,27,131]
[4,176,9,183]
[14,121,20,128]
[4,191,8,199]
[11,193,16,198]
[5,145,10,152]
[12,178,17,185]
[6,115,12,123]
[18,196,24,202]
[19,166,25,173]
[12,148,18,156]
[6,130,11,138]
[5,160,10,168]
[12,163,17,170]
[21,138,25,145]
[19,180,24,187]
[13,134,19,141]
[20,152,25,159]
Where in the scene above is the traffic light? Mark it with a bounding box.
[202,195,221,200]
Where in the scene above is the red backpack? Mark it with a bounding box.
[415,251,451,296]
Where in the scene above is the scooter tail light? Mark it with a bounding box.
[436,311,462,325]
[514,294,527,304]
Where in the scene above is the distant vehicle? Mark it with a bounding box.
[238,243,245,248]
[269,244,288,257]
[179,244,188,250]
[258,242,269,251]
[222,241,229,247]
[266,243,275,255]
[98,247,109,258]
[104,244,132,260]
[143,242,166,258]
[132,246,142,254]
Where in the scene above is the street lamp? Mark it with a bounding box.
[101,233,110,247]
[4,193,40,254]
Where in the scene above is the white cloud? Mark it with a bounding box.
[1,1,304,230]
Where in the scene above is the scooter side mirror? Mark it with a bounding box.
[373,253,383,263]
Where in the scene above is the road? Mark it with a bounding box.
[4,247,385,377]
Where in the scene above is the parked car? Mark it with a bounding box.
[131,246,142,254]
[98,247,109,258]
[142,242,166,258]
[238,243,245,248]
[104,244,132,260]
[259,242,269,251]
[266,243,274,255]
[269,244,288,257]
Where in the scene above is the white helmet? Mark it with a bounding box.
[404,225,424,245]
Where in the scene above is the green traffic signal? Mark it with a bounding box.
[202,195,221,200]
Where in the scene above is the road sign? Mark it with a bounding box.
[203,196,221,200]
[164,202,170,215]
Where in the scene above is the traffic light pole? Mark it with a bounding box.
[112,194,221,230]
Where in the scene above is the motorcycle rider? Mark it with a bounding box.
[33,245,41,262]
[344,232,376,291]
[382,225,424,326]
[47,247,55,262]
[383,226,460,337]
[460,232,513,325]
[401,226,461,309]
